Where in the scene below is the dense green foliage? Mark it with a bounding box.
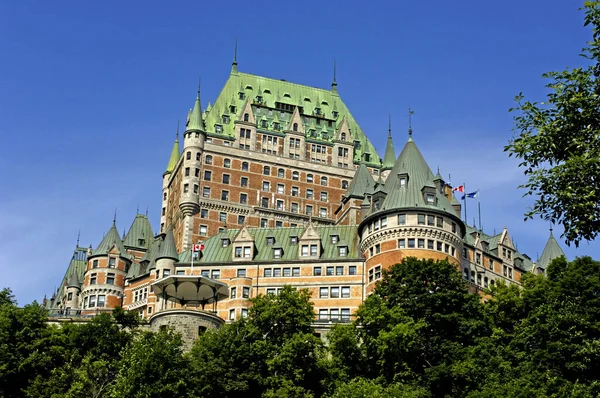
[506,1,600,246]
[2,256,600,397]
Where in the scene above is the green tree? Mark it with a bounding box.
[0,287,16,307]
[506,1,600,246]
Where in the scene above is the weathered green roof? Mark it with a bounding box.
[123,214,154,250]
[155,228,179,261]
[382,130,396,170]
[47,247,87,309]
[92,222,128,257]
[538,229,566,269]
[186,89,204,132]
[178,225,361,264]
[164,133,180,174]
[201,70,381,166]
[376,137,455,216]
[345,162,376,199]
[67,270,80,289]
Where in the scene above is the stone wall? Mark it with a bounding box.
[148,309,224,351]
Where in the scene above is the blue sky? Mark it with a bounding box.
[1,0,598,305]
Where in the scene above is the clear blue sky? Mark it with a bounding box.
[0,0,598,305]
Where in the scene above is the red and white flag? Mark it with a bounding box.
[452,185,464,193]
[193,243,204,252]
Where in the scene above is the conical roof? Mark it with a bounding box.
[164,133,180,174]
[538,229,566,269]
[123,214,154,250]
[382,129,396,171]
[379,136,455,215]
[67,271,80,289]
[187,89,204,132]
[155,228,179,261]
[345,163,376,199]
[92,222,128,257]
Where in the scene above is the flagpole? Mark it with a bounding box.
[191,247,194,275]
[478,190,482,231]
[463,182,467,224]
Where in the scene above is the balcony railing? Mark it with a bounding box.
[46,308,114,318]
[314,314,355,324]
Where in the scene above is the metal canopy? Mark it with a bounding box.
[151,275,229,308]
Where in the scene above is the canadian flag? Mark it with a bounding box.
[452,185,465,193]
[193,243,204,252]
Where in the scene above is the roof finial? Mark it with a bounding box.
[232,38,238,73]
[146,206,149,216]
[76,229,80,247]
[331,57,338,93]
[113,208,117,225]
[549,224,554,235]
[176,120,180,141]
[197,77,201,99]
[408,107,414,138]
[136,204,139,214]
[388,114,392,138]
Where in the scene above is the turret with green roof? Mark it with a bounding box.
[381,116,396,171]
[164,129,180,175]
[538,228,566,270]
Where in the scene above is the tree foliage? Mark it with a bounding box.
[506,1,600,246]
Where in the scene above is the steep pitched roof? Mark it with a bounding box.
[345,162,376,199]
[382,130,396,170]
[67,270,80,289]
[377,137,455,215]
[123,214,154,250]
[187,89,204,132]
[92,222,128,257]
[538,229,566,269]
[155,228,179,261]
[201,71,381,166]
[164,133,180,174]
[47,247,87,309]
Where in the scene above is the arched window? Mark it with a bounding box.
[278,168,284,178]
[307,174,313,183]
[205,155,212,165]
[293,123,298,132]
[263,166,270,176]
[186,151,191,160]
[341,132,346,141]
[463,268,469,280]
[244,113,249,122]
[321,176,328,186]
[242,162,249,171]
[292,171,299,180]
[341,180,348,189]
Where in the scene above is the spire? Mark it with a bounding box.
[231,38,238,73]
[538,226,566,269]
[408,107,414,139]
[187,80,204,132]
[331,58,338,93]
[76,229,80,248]
[67,271,80,289]
[382,114,396,170]
[164,121,181,174]
[155,227,179,261]
[113,208,117,225]
[92,219,128,257]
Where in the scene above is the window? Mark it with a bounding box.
[418,214,425,225]
[293,122,298,131]
[234,247,242,258]
[202,187,210,198]
[229,309,235,320]
[292,171,299,180]
[418,239,425,248]
[283,268,291,277]
[199,225,208,235]
[97,295,106,308]
[260,218,268,228]
[339,246,348,257]
[108,258,116,268]
[237,215,245,225]
[291,202,299,213]
[211,270,221,279]
[331,287,340,298]
[427,215,435,226]
[93,259,98,268]
[463,248,468,258]
[290,236,298,244]
[320,191,328,201]
[452,222,457,233]
[221,190,229,200]
[90,274,97,285]
[444,244,450,253]
[195,168,199,177]
[399,177,407,187]
[277,184,285,194]
[261,197,269,208]
[262,181,270,191]
[291,186,299,197]
[408,239,415,248]
[310,245,318,256]
[342,180,348,189]
[107,273,115,285]
[489,260,494,270]
[205,155,212,165]
[306,205,313,215]
[321,176,328,186]
[336,266,344,275]
[243,247,252,258]
[307,174,313,183]
[320,208,327,217]
[476,253,481,265]
[176,270,185,275]
[241,309,248,318]
[222,174,230,184]
[264,268,272,277]
[266,288,276,295]
[306,189,314,199]
[89,295,96,308]
[278,168,284,178]
[375,244,381,254]
[437,217,443,227]
[274,248,282,258]
[196,152,200,160]
[186,151,191,160]
[224,158,231,168]
[428,239,434,250]
[341,286,350,298]
[67,292,73,300]
[326,266,334,276]
[301,245,309,256]
[263,166,270,175]
[237,269,246,278]
[319,309,328,320]
[241,177,248,187]
[273,268,281,277]
[319,287,329,298]
[398,239,405,248]
[380,217,388,228]
[292,267,300,276]
[241,162,248,171]
[349,265,357,275]
[313,267,322,276]
[240,193,247,204]
[219,212,227,222]
[185,167,190,176]
[426,193,435,205]
[193,184,199,194]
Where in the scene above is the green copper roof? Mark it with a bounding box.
[201,71,380,165]
[345,162,376,199]
[538,230,566,269]
[123,214,154,250]
[382,131,396,170]
[377,137,455,215]
[67,270,80,289]
[47,247,87,309]
[178,225,360,264]
[186,89,204,132]
[164,134,180,174]
[155,228,179,261]
[92,222,128,257]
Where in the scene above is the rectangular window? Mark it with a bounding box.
[184,184,189,193]
[418,239,425,248]
[107,273,115,285]
[283,268,291,277]
[273,268,281,277]
[237,215,245,224]
[201,270,210,277]
[229,309,235,320]
[418,214,425,225]
[398,239,405,248]
[306,205,313,215]
[230,287,237,299]
[241,177,248,187]
[319,309,328,320]
[341,286,350,298]
[331,287,340,298]
[319,287,329,298]
[241,309,248,318]
[339,246,347,257]
[204,170,212,181]
[108,258,116,268]
[291,186,299,196]
[222,174,230,184]
[306,189,314,199]
[427,215,435,226]
[211,270,221,279]
[221,191,229,200]
[202,187,210,198]
[193,184,199,194]
[277,184,285,194]
[336,266,344,275]
[237,269,246,278]
[375,244,381,254]
[261,197,269,208]
[199,225,208,235]
[437,217,443,228]
[398,214,406,225]
[260,218,268,228]
[89,295,96,308]
[292,267,300,276]
[276,199,284,210]
[452,222,457,233]
[266,288,276,295]
[264,268,272,277]
[243,247,251,258]
[273,248,282,258]
[320,192,328,201]
[310,245,318,256]
[242,287,250,298]
[408,239,415,248]
[185,167,190,176]
[301,245,309,256]
[93,259,98,268]
[262,181,270,191]
[90,274,97,285]
[349,265,357,275]
[326,266,334,276]
[313,267,322,276]
[97,295,106,308]
[219,212,227,222]
[380,217,387,228]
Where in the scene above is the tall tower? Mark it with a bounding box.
[80,220,130,314]
[179,86,206,250]
[161,126,180,233]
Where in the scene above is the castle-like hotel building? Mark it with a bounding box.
[46,58,565,333]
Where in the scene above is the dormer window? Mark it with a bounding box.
[374,198,381,211]
[338,246,348,257]
[315,107,321,115]
[331,235,339,244]
[332,111,339,118]
[273,122,280,130]
[266,236,275,246]
[222,238,230,248]
[341,132,346,141]
[138,239,145,246]
[425,193,435,205]
[243,113,249,122]
[223,115,230,124]
[273,248,282,258]
[230,105,236,113]
[215,124,223,133]
[256,95,263,103]
[290,236,298,245]
[239,92,245,100]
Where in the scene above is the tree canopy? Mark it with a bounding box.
[506,1,600,246]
